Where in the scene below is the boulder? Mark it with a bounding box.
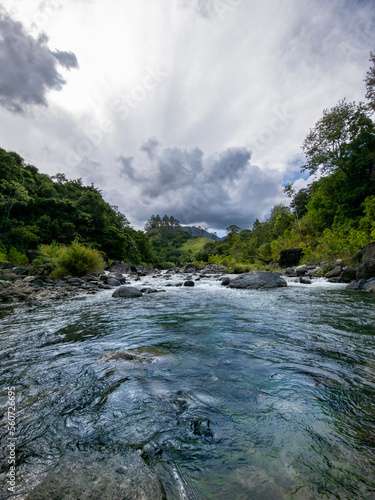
[107,278,121,287]
[221,277,231,286]
[112,286,142,298]
[284,267,297,277]
[346,279,366,291]
[355,242,375,264]
[295,265,308,277]
[341,267,357,283]
[299,277,312,284]
[363,278,375,293]
[356,258,375,280]
[0,262,13,270]
[279,248,303,267]
[228,271,287,289]
[184,280,195,287]
[325,266,342,279]
[26,450,164,500]
[66,277,83,286]
[347,278,375,293]
[12,267,28,275]
[25,249,44,263]
[108,261,132,274]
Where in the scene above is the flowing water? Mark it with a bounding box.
[1,275,375,499]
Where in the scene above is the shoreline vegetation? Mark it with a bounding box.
[1,54,375,299]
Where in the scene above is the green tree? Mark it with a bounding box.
[302,99,373,179]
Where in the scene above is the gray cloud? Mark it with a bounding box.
[117,155,136,180]
[116,140,282,229]
[51,50,78,69]
[0,12,78,113]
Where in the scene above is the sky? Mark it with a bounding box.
[0,0,374,233]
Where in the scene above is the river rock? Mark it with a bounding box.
[0,261,14,269]
[26,450,164,500]
[101,350,147,362]
[341,267,357,283]
[346,278,375,292]
[356,242,375,263]
[112,286,142,298]
[221,277,231,286]
[299,277,312,284]
[228,271,287,289]
[295,265,308,277]
[362,278,375,293]
[356,258,375,280]
[108,261,132,274]
[184,281,195,287]
[66,277,83,285]
[107,278,121,287]
[325,266,342,279]
[32,279,45,288]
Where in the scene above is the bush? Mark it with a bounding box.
[7,247,28,266]
[52,240,105,277]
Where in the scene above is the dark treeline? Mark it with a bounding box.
[0,150,153,264]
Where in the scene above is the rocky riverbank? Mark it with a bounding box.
[1,242,374,307]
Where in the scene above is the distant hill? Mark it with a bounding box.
[182,226,225,240]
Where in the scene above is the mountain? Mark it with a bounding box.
[182,226,225,240]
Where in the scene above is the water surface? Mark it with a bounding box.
[1,276,374,499]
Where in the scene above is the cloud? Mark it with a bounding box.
[0,11,78,113]
[115,139,283,229]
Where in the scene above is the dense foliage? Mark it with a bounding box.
[144,214,190,266]
[0,150,153,264]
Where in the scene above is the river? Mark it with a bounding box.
[1,274,375,499]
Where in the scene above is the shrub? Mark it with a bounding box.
[7,247,28,266]
[52,240,105,277]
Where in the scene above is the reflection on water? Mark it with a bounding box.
[0,278,375,499]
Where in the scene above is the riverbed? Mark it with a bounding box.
[1,274,374,499]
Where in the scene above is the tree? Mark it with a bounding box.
[226,225,242,234]
[365,51,375,113]
[301,99,373,179]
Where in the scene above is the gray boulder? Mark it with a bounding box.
[295,265,308,277]
[356,258,375,280]
[228,271,287,289]
[341,267,357,283]
[347,278,375,293]
[107,278,121,287]
[26,450,164,500]
[363,278,375,293]
[221,277,231,286]
[66,277,82,285]
[184,280,195,287]
[112,286,142,298]
[108,261,132,274]
[325,266,342,279]
[356,242,375,263]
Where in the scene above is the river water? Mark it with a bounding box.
[1,274,375,499]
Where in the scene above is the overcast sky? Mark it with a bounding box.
[0,0,374,232]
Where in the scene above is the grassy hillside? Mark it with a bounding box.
[180,237,212,252]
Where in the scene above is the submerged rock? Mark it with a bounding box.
[112,286,142,298]
[101,350,147,362]
[228,271,287,289]
[26,450,164,500]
